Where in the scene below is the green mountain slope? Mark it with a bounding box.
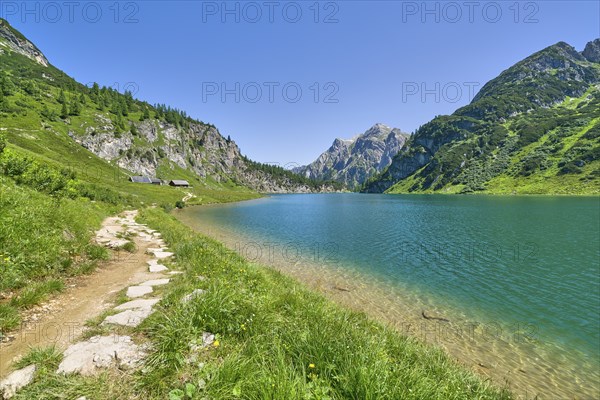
[0,19,336,200]
[363,39,600,195]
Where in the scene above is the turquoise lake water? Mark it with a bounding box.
[179,193,600,396]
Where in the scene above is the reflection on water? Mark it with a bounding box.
[177,194,600,399]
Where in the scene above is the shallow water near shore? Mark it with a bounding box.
[177,193,600,399]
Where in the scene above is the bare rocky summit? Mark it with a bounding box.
[294,124,410,189]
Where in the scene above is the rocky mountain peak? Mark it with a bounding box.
[0,18,48,66]
[363,123,392,137]
[582,38,600,63]
[294,124,409,189]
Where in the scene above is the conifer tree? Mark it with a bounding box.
[60,102,69,119]
[58,89,66,104]
[70,97,81,116]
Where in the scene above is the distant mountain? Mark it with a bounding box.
[294,124,409,189]
[0,18,336,194]
[363,39,600,195]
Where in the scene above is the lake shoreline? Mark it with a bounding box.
[175,199,600,399]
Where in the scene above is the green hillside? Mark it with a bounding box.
[364,40,600,195]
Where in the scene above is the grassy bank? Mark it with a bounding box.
[12,207,511,399]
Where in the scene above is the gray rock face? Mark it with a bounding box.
[68,115,332,193]
[0,19,48,66]
[295,124,409,189]
[582,38,600,63]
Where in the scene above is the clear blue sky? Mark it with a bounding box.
[3,1,599,166]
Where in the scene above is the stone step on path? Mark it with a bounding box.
[142,279,170,287]
[153,251,174,260]
[102,298,161,328]
[115,299,161,310]
[125,278,171,299]
[102,309,153,328]
[148,260,169,273]
[57,336,146,376]
[126,285,153,298]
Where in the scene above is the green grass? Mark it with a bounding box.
[11,207,512,399]
[9,279,64,309]
[0,303,21,333]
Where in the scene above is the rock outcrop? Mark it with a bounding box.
[582,38,600,63]
[0,19,48,66]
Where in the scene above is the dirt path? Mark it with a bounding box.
[0,211,165,378]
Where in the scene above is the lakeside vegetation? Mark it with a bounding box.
[9,207,512,399]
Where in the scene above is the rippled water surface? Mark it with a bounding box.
[178,193,600,398]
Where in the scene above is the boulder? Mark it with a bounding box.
[0,365,36,399]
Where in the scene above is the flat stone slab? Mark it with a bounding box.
[115,298,161,311]
[0,365,36,399]
[149,264,168,273]
[126,286,153,298]
[168,271,183,275]
[141,279,170,287]
[153,251,174,259]
[57,336,145,376]
[102,309,153,327]
[182,289,205,304]
[147,247,168,253]
[105,239,130,249]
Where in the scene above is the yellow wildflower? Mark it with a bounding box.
[213,340,220,348]
[309,363,315,369]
